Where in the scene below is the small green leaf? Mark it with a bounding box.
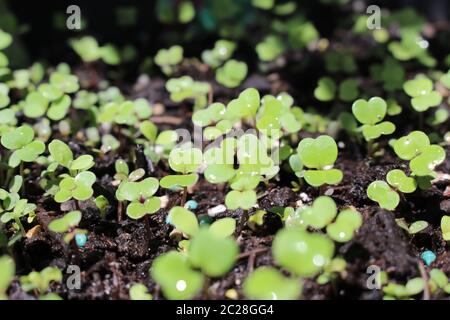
[168,206,199,237]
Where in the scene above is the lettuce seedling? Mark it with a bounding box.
[48,139,94,172]
[441,216,450,241]
[367,181,400,210]
[188,228,239,277]
[129,283,152,300]
[352,97,395,154]
[403,75,442,112]
[48,210,86,243]
[151,251,204,300]
[1,198,36,236]
[256,35,285,62]
[54,171,96,203]
[116,177,160,219]
[20,267,63,296]
[243,267,301,300]
[70,36,120,65]
[1,125,45,168]
[201,40,236,68]
[98,99,152,126]
[113,159,145,184]
[295,135,343,187]
[167,206,236,239]
[383,277,424,300]
[160,146,202,204]
[166,76,211,109]
[216,59,248,88]
[273,228,334,277]
[0,255,15,300]
[392,131,445,178]
[154,45,183,76]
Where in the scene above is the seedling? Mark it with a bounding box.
[48,139,94,172]
[243,267,301,300]
[367,181,400,210]
[215,59,248,88]
[54,171,96,203]
[98,99,153,126]
[0,255,15,300]
[383,277,424,300]
[166,76,211,109]
[151,251,204,300]
[154,45,183,76]
[392,131,445,178]
[202,40,236,68]
[116,177,160,219]
[256,35,285,62]
[160,146,202,205]
[370,57,405,92]
[441,216,450,241]
[20,267,63,296]
[129,283,153,300]
[272,228,334,276]
[70,36,120,65]
[403,74,442,112]
[48,210,86,243]
[294,135,343,187]
[1,198,36,236]
[352,97,395,155]
[314,77,358,102]
[1,125,45,168]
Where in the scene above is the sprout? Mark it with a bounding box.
[151,251,204,300]
[54,171,97,203]
[48,210,86,243]
[403,75,442,112]
[243,267,301,300]
[386,169,417,193]
[295,135,343,187]
[407,220,428,234]
[48,139,94,171]
[154,45,183,75]
[20,267,63,295]
[370,57,405,92]
[0,198,36,236]
[392,131,445,177]
[70,36,120,65]
[314,77,336,102]
[272,228,334,277]
[215,59,248,88]
[256,35,285,62]
[166,76,211,109]
[116,177,160,219]
[129,283,153,300]
[383,278,424,300]
[0,255,15,300]
[441,216,450,241]
[188,228,239,277]
[1,125,45,168]
[324,51,357,74]
[201,40,236,68]
[367,181,400,210]
[352,97,395,145]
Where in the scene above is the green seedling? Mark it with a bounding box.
[272,228,334,277]
[370,57,405,92]
[73,90,98,110]
[20,267,63,296]
[314,77,358,102]
[54,171,96,203]
[383,277,424,300]
[367,180,400,210]
[426,108,449,127]
[167,206,236,239]
[0,255,15,300]
[388,31,435,67]
[116,177,160,219]
[188,228,239,277]
[202,40,236,68]
[113,159,145,184]
[256,35,285,62]
[294,135,343,187]
[1,125,45,168]
[316,257,348,285]
[216,59,247,88]
[154,45,183,75]
[243,267,301,300]
[392,131,445,178]
[48,139,95,172]
[151,251,204,300]
[70,36,120,65]
[428,269,450,295]
[352,97,395,154]
[166,76,211,109]
[98,99,152,126]
[403,75,442,112]
[48,210,86,243]
[386,169,417,193]
[441,216,450,241]
[325,51,357,74]
[129,283,153,300]
[1,198,36,236]
[161,146,202,204]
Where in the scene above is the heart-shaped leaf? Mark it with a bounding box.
[393,131,430,160]
[225,190,257,210]
[386,169,417,193]
[361,121,395,141]
[303,169,343,187]
[300,196,337,229]
[409,145,445,176]
[314,77,336,102]
[297,135,338,169]
[367,180,400,210]
[352,97,387,125]
[160,173,199,189]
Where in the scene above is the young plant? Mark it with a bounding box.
[243,267,301,300]
[292,135,343,188]
[215,59,248,88]
[166,76,211,109]
[351,97,395,155]
[154,45,183,76]
[70,36,120,65]
[129,283,153,300]
[383,278,424,300]
[201,40,236,68]
[48,210,86,243]
[160,145,202,205]
[314,77,359,102]
[1,125,45,168]
[403,74,442,112]
[20,267,63,298]
[0,255,15,300]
